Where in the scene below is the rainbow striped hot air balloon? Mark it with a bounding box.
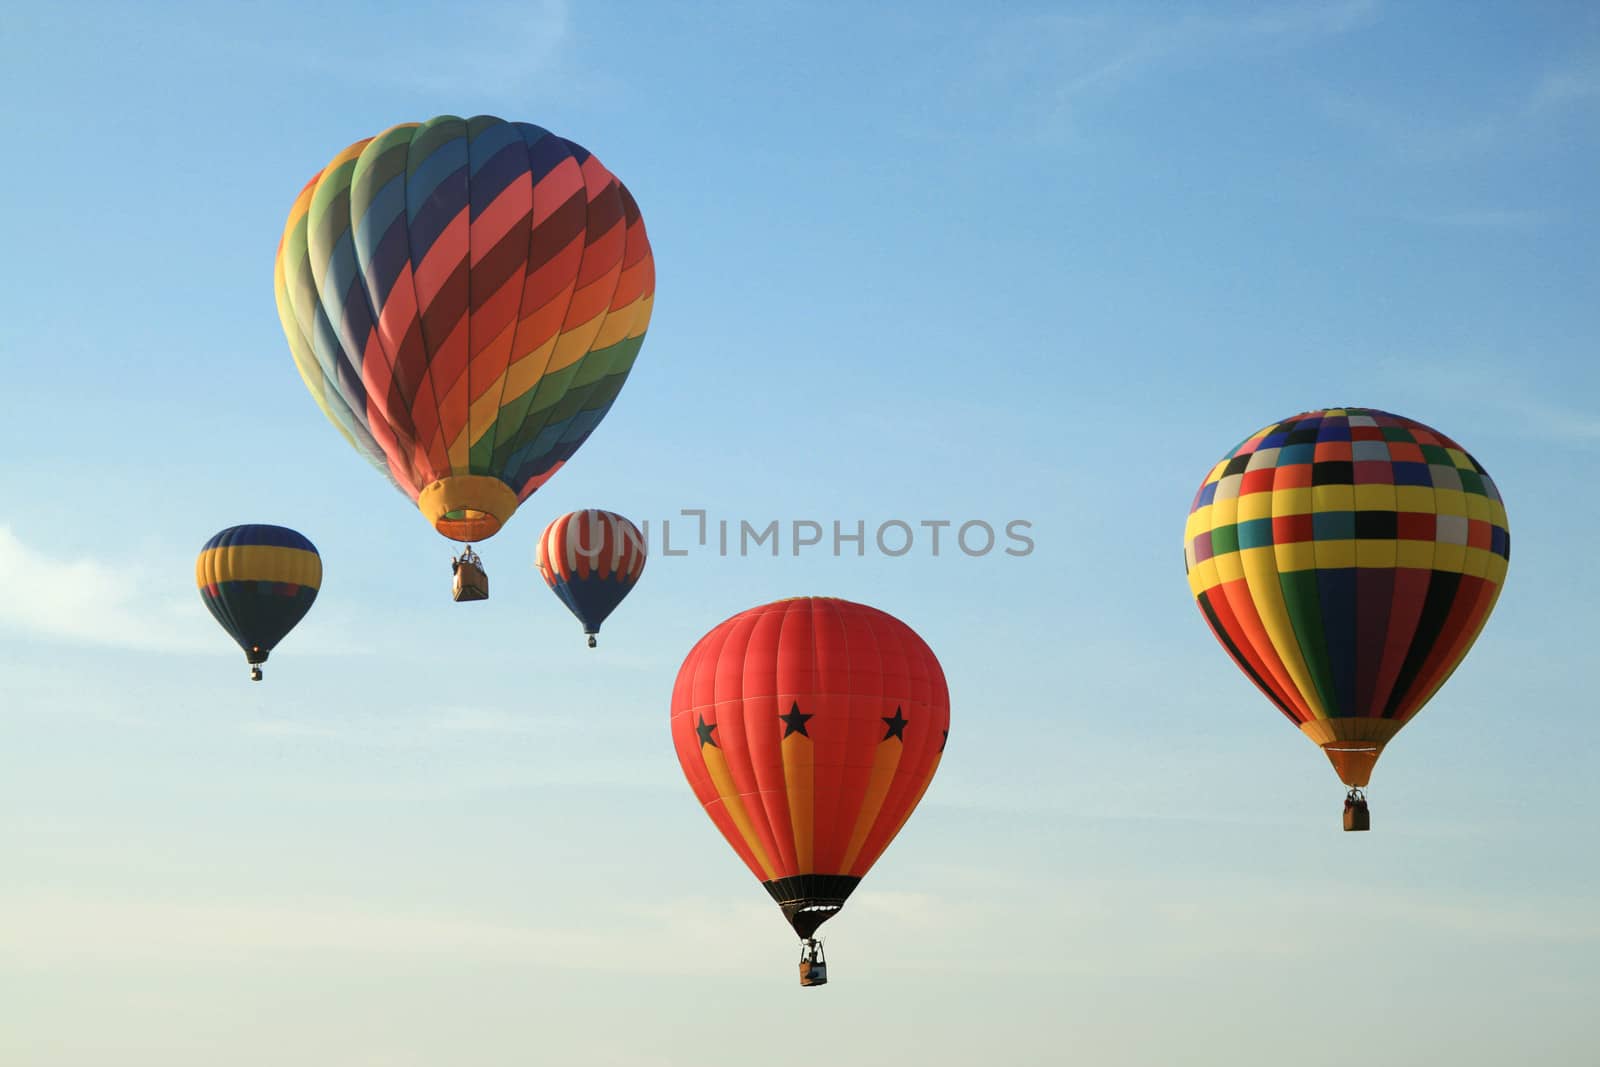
[535,509,646,647]
[273,115,654,592]
[1184,408,1510,829]
[196,525,321,681]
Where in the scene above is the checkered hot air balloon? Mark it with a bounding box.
[535,509,645,647]
[1184,408,1510,830]
[195,525,321,681]
[274,116,654,594]
[670,597,951,985]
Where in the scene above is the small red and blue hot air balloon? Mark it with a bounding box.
[536,510,645,647]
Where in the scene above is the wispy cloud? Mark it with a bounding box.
[1531,62,1600,113]
[283,0,576,99]
[1494,394,1600,444]
[5,873,1594,982]
[1063,0,1380,98]
[0,525,210,653]
[0,891,624,967]
[426,705,583,736]
[949,0,1379,148]
[236,705,594,745]
[1397,208,1549,230]
[63,0,582,103]
[980,0,1379,103]
[239,719,345,739]
[1371,358,1600,446]
[1318,43,1600,164]
[0,524,375,657]
[1315,88,1506,162]
[0,890,786,976]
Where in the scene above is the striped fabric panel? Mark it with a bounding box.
[535,509,647,635]
[194,525,321,657]
[274,116,654,510]
[668,598,949,892]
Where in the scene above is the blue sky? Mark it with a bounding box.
[2,1,1597,1063]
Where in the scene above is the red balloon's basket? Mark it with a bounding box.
[798,940,827,987]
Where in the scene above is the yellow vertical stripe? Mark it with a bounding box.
[781,732,814,873]
[700,744,776,881]
[869,755,944,871]
[447,418,472,472]
[838,741,904,874]
[1240,544,1326,718]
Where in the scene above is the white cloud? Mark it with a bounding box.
[0,890,789,977]
[1399,208,1549,229]
[1318,45,1600,163]
[1370,359,1600,446]
[426,705,585,736]
[1531,64,1600,112]
[1316,88,1506,161]
[286,0,575,98]
[0,891,619,966]
[0,524,211,653]
[984,0,1379,104]
[0,524,374,657]
[239,719,345,739]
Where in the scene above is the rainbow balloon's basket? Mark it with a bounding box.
[451,547,488,602]
[798,940,827,987]
[1343,788,1370,832]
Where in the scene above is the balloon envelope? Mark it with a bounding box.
[196,525,321,676]
[274,115,655,543]
[535,509,645,641]
[670,597,950,938]
[1183,407,1510,785]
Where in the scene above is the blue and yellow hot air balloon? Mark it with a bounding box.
[195,525,322,681]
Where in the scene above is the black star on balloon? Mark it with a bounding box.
[940,728,948,753]
[881,707,908,742]
[695,714,719,748]
[780,701,813,738]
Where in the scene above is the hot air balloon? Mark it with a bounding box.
[1183,408,1510,830]
[536,509,645,647]
[670,597,950,985]
[196,525,321,681]
[273,115,655,599]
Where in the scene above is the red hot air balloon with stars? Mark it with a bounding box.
[670,597,950,986]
